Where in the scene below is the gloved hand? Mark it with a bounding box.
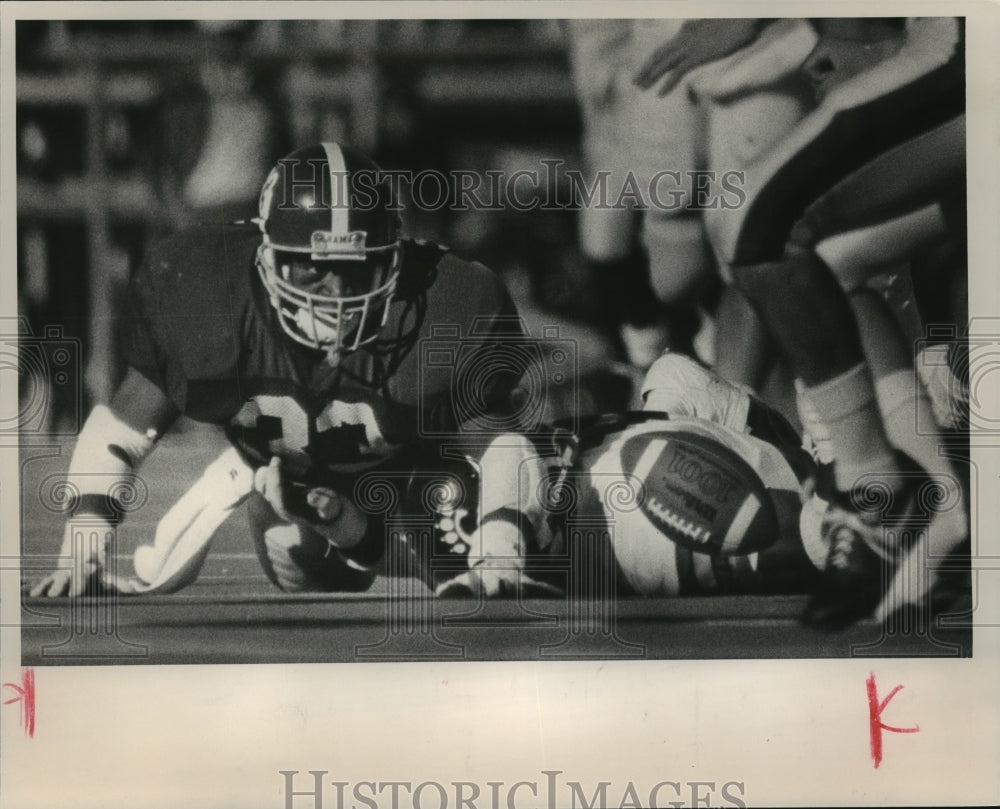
[436,558,564,599]
[434,517,562,599]
[255,456,343,526]
[254,456,368,551]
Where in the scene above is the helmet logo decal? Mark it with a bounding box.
[310,229,367,257]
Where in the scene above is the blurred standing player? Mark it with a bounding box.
[565,20,746,369]
[31,142,531,597]
[683,18,818,386]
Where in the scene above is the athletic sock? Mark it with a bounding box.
[802,363,902,494]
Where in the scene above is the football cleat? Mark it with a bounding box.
[878,535,971,627]
[803,506,892,630]
[802,455,927,631]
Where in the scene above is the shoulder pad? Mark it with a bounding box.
[397,238,450,298]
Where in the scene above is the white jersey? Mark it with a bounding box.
[466,351,819,596]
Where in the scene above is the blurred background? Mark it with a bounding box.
[15,18,964,437]
[16,19,618,429]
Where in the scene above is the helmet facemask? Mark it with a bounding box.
[257,239,400,364]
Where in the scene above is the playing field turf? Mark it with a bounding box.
[18,423,972,664]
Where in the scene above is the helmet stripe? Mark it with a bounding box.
[321,141,349,236]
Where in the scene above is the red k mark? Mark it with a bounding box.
[867,672,919,768]
[3,668,36,738]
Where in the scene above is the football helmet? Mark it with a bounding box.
[256,142,402,359]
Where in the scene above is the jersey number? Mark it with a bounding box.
[230,395,397,477]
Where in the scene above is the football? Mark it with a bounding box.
[619,429,779,556]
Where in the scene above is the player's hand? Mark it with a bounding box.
[29,560,104,598]
[28,520,110,597]
[27,513,146,597]
[634,18,763,97]
[28,568,76,598]
[28,566,146,597]
[254,456,344,526]
[436,559,563,599]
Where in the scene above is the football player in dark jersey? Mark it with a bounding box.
[30,142,531,597]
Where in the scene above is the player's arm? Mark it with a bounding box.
[29,368,179,597]
[422,260,526,434]
[427,261,561,596]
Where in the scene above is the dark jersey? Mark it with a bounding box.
[122,222,520,484]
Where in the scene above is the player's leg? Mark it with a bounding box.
[732,113,962,502]
[630,28,724,365]
[789,115,967,493]
[640,212,716,359]
[247,493,376,593]
[913,239,970,433]
[698,22,815,388]
[741,184,964,626]
[814,238,968,622]
[722,18,964,267]
[733,250,926,628]
[712,285,775,393]
[846,281,970,622]
[791,116,965,249]
[567,20,670,370]
[586,217,669,370]
[790,116,969,446]
[703,19,964,627]
[734,252,903,489]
